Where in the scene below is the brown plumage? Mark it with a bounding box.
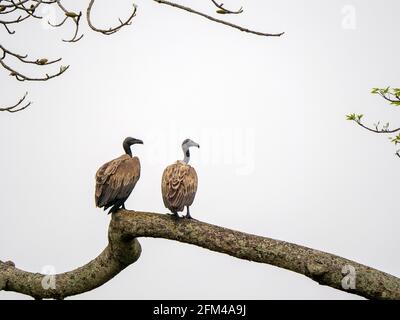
[95,137,142,214]
[161,138,200,219]
[162,161,198,215]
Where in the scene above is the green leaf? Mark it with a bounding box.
[346,113,356,121]
[383,86,390,94]
[371,88,380,94]
[390,134,400,145]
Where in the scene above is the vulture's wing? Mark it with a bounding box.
[162,161,198,211]
[95,155,141,208]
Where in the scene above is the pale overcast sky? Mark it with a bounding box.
[1,0,400,299]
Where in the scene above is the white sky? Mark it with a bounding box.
[1,0,400,299]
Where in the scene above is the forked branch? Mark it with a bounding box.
[48,1,84,43]
[0,44,68,81]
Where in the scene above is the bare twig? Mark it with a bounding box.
[86,0,137,35]
[0,44,61,65]
[153,0,284,37]
[0,92,31,113]
[0,58,69,81]
[0,44,68,81]
[0,0,44,31]
[49,1,83,42]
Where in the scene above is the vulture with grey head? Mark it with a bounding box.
[95,137,143,214]
[161,139,200,219]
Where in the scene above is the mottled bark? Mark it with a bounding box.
[0,226,141,299]
[1,210,399,299]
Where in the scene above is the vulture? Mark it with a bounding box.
[161,139,200,219]
[95,137,143,214]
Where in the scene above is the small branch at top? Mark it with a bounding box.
[153,0,284,37]
[86,0,137,35]
[48,0,83,42]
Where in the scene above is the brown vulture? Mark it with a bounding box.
[95,137,143,214]
[161,139,200,219]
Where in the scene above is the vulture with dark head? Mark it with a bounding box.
[95,137,143,214]
[161,139,200,219]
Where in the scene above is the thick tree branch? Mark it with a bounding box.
[1,210,399,299]
[0,227,141,299]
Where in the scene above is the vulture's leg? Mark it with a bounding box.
[185,206,193,219]
[169,211,180,219]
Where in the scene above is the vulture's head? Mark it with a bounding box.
[124,137,143,146]
[123,137,143,156]
[182,139,200,151]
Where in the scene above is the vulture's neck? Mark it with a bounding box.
[183,149,190,164]
[123,144,132,157]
